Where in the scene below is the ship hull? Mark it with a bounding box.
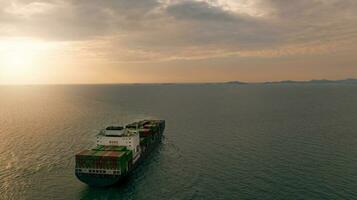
[75,173,126,187]
[75,138,161,187]
[75,120,165,187]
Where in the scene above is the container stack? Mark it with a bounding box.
[75,146,133,174]
[75,119,165,187]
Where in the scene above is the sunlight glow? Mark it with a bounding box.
[0,38,58,84]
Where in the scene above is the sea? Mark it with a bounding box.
[1,83,357,200]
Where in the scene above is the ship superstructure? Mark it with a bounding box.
[75,120,165,187]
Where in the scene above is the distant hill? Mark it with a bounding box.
[225,79,357,85]
[262,79,357,84]
[226,81,247,84]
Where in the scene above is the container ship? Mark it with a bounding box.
[75,120,165,187]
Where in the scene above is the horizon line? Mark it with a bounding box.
[0,77,357,86]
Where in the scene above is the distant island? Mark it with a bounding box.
[226,81,247,84]
[226,78,357,85]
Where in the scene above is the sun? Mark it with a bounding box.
[0,38,54,84]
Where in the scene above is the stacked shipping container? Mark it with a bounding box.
[75,146,132,174]
[75,119,165,187]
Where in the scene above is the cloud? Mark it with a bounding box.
[166,1,238,21]
[0,0,356,61]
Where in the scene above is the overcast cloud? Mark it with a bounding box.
[0,0,356,61]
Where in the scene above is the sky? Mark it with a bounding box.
[0,0,356,84]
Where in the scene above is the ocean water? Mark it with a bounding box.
[1,84,357,200]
